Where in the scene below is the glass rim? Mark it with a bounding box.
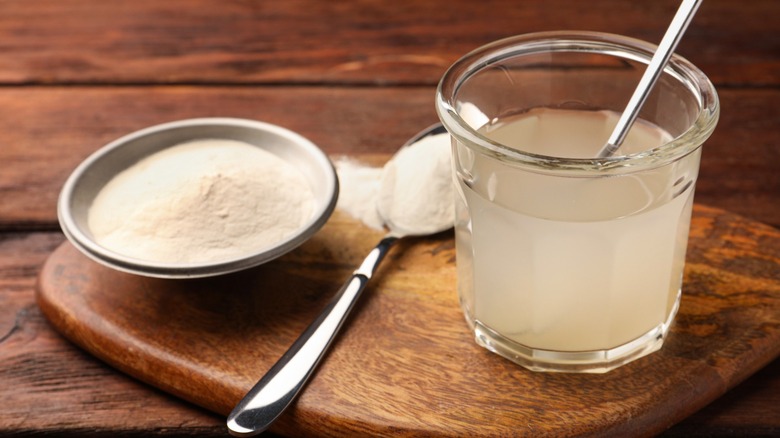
[435,30,720,175]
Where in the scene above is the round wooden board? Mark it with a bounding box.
[36,205,780,437]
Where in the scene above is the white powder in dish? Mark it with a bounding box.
[334,133,454,234]
[88,139,315,264]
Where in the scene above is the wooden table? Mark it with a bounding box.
[1,0,778,436]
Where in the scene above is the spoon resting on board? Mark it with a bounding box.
[227,123,452,436]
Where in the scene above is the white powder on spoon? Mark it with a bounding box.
[334,133,453,233]
[88,139,315,264]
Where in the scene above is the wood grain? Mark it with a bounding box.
[0,87,778,230]
[0,232,226,436]
[0,0,778,435]
[1,231,776,437]
[35,205,780,437]
[0,0,775,86]
[664,359,780,437]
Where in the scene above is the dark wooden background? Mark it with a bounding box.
[1,0,777,436]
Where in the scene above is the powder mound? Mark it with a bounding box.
[377,133,453,234]
[334,133,454,235]
[88,139,315,264]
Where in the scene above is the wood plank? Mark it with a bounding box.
[663,359,780,436]
[0,0,775,86]
[33,205,780,436]
[0,86,437,228]
[0,87,778,229]
[0,0,776,436]
[0,232,226,436]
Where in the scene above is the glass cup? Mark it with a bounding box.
[435,31,719,373]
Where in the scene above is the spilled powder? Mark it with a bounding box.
[332,157,384,230]
[334,133,454,234]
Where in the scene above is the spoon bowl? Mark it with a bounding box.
[377,123,450,237]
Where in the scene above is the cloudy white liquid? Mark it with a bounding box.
[455,108,697,352]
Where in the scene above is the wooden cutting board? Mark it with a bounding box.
[37,204,780,437]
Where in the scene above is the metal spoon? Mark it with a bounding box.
[597,0,703,158]
[227,123,450,436]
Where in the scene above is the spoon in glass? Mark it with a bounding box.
[227,123,451,436]
[596,0,703,158]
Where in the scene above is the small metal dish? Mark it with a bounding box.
[58,118,338,278]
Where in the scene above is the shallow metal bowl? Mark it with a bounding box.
[58,118,338,278]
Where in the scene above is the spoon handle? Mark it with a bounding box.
[227,236,399,436]
[597,0,703,158]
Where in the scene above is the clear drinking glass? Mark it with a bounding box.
[436,31,719,373]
